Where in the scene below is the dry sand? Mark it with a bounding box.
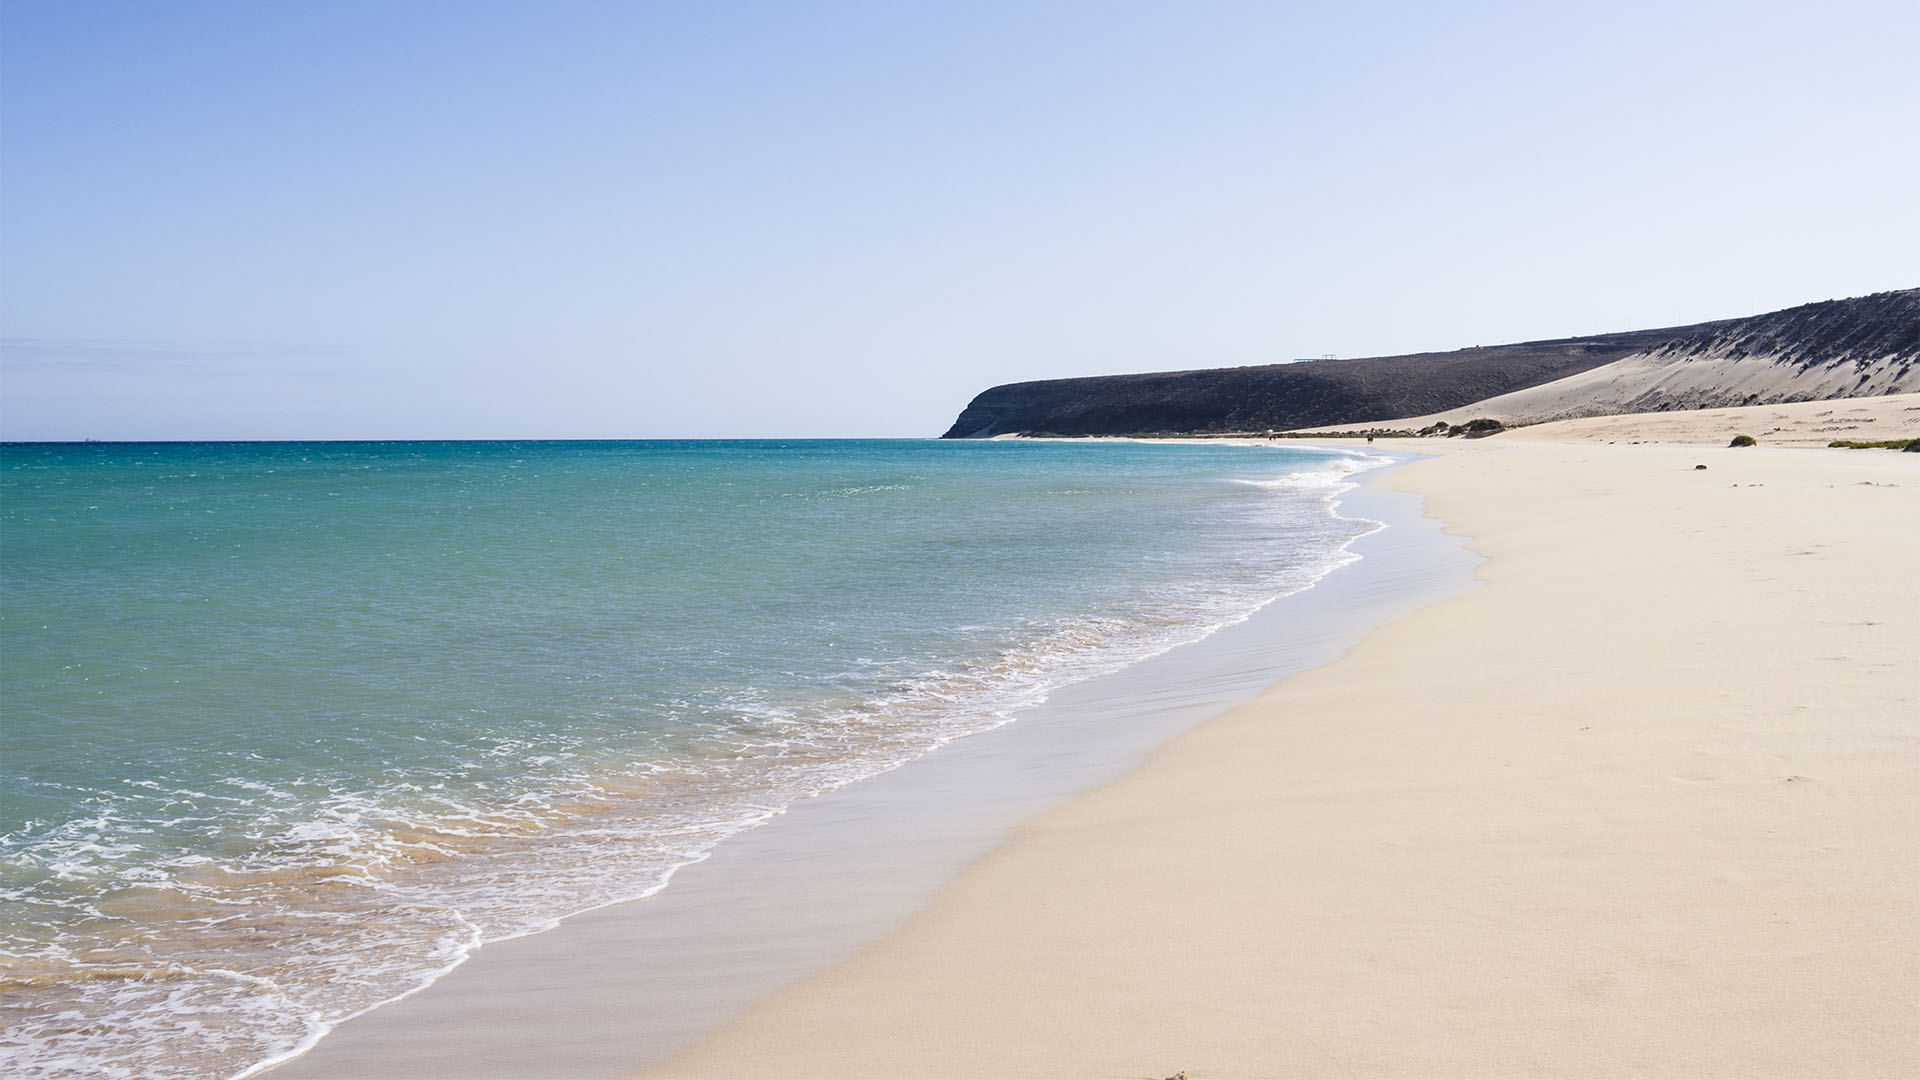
[1306,387,1920,443]
[1495,391,1920,447]
[645,414,1919,1078]
[1377,351,1919,429]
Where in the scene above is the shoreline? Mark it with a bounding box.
[266,454,1479,1078]
[646,430,1917,1077]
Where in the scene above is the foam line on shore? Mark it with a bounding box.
[266,455,1480,1079]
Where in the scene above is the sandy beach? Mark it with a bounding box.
[14,5,1918,1075]
[262,453,1479,1080]
[645,405,1919,1078]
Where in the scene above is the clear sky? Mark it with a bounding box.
[3,0,1916,440]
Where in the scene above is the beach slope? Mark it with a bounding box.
[647,431,1919,1078]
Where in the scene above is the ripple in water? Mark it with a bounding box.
[0,439,1387,1078]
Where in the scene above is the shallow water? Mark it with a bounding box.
[0,438,1382,1078]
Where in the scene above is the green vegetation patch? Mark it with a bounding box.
[1827,438,1920,452]
[1728,434,1757,447]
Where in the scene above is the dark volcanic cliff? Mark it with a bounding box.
[940,289,1920,437]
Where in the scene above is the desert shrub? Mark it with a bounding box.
[1728,434,1757,447]
[1826,438,1920,451]
[1459,418,1506,438]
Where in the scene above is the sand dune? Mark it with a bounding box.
[1384,391,1920,447]
[1348,356,1917,433]
[1311,292,1920,435]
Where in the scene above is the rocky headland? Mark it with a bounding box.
[941,289,1919,438]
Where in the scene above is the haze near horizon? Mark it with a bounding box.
[3,0,1917,440]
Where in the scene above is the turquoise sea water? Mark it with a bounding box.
[1,439,1383,1078]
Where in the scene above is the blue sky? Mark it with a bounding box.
[3,0,1916,439]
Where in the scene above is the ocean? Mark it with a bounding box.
[0,438,1385,1079]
